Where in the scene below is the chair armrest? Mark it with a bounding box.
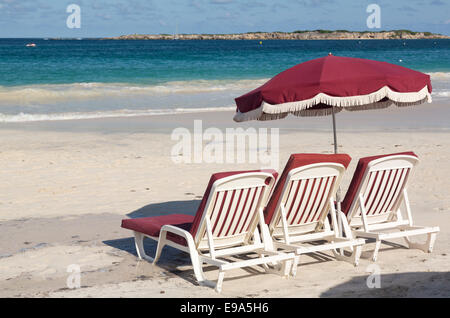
[161,225,197,247]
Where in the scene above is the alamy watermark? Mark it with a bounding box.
[366,264,381,289]
[66,264,81,289]
[171,120,279,170]
[366,4,381,29]
[66,4,81,29]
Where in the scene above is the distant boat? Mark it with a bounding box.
[173,23,179,40]
[26,43,37,47]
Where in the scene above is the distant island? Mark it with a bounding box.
[105,30,449,40]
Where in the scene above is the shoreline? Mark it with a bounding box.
[0,73,448,124]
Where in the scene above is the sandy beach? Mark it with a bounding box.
[0,99,449,298]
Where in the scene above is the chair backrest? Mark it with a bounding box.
[190,170,277,250]
[342,152,418,226]
[265,154,351,238]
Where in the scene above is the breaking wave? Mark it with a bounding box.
[0,79,269,105]
[0,106,236,123]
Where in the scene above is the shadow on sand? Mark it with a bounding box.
[320,271,450,297]
[104,199,275,286]
[104,199,215,285]
[103,199,200,258]
[125,199,201,219]
[105,200,450,294]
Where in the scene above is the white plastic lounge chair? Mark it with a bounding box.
[339,152,440,261]
[261,154,366,277]
[121,170,294,292]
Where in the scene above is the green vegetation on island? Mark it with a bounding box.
[104,30,449,40]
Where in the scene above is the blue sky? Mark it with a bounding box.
[0,0,448,37]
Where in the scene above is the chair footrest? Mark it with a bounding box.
[298,239,364,254]
[219,252,294,271]
[355,226,439,240]
[276,238,365,255]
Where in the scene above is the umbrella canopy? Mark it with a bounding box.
[234,55,432,122]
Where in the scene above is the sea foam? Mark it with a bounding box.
[0,74,448,123]
[0,79,269,105]
[0,106,235,123]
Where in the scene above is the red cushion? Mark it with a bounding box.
[121,169,278,246]
[340,151,417,216]
[264,154,351,224]
[121,214,194,246]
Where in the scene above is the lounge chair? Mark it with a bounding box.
[261,154,366,277]
[121,170,295,292]
[339,152,440,261]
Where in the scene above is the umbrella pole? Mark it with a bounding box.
[332,107,344,246]
[332,106,338,154]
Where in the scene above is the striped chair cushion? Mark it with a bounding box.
[122,169,278,246]
[341,151,417,216]
[264,153,351,225]
[189,169,278,239]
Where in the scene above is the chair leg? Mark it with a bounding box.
[148,229,217,291]
[340,214,354,253]
[152,232,167,265]
[291,256,300,278]
[404,232,437,253]
[372,239,382,262]
[354,244,363,266]
[190,252,207,283]
[134,230,207,285]
[428,233,437,253]
[262,256,292,278]
[282,259,293,278]
[215,270,226,293]
[134,231,167,263]
[134,232,154,261]
[333,244,363,266]
[185,243,218,290]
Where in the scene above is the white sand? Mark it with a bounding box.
[0,105,449,297]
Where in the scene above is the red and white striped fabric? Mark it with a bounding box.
[341,151,417,224]
[339,151,439,262]
[264,154,351,237]
[121,169,300,292]
[207,183,263,238]
[121,169,278,247]
[281,175,337,225]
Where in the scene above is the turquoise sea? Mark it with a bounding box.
[0,39,449,122]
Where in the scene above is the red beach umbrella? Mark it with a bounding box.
[234,54,432,153]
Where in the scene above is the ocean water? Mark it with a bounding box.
[0,38,449,122]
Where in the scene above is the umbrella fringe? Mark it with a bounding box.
[394,96,429,107]
[293,107,343,117]
[258,112,289,121]
[234,106,264,122]
[344,100,393,112]
[234,85,432,122]
[260,85,431,114]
